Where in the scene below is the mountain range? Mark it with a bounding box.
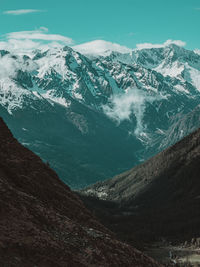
[0,43,200,187]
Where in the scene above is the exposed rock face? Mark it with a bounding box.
[0,118,161,266]
[1,44,200,188]
[80,127,200,246]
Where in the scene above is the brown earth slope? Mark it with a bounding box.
[80,127,200,247]
[0,118,161,267]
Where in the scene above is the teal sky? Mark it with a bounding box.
[0,0,200,50]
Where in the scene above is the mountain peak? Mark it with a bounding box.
[0,50,10,57]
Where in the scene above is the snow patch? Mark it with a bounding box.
[0,78,30,114]
[41,90,71,108]
[174,84,189,94]
[154,61,184,77]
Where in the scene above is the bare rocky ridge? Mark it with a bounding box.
[0,118,161,267]
[1,44,200,188]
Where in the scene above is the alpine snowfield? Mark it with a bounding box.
[0,42,200,187]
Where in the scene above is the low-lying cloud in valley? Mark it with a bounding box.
[103,88,167,135]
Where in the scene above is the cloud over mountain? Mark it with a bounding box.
[102,88,167,135]
[73,40,132,56]
[0,28,73,55]
[136,39,186,50]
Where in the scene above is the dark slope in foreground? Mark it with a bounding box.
[80,128,200,246]
[0,118,160,267]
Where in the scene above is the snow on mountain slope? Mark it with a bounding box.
[1,44,199,116]
[0,43,200,187]
[107,44,200,91]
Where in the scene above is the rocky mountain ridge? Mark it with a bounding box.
[1,44,200,187]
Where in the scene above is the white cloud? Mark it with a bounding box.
[73,40,131,56]
[136,39,186,50]
[0,28,190,60]
[103,88,167,135]
[7,29,73,43]
[74,39,186,57]
[0,27,73,55]
[39,26,48,32]
[0,53,37,79]
[0,55,18,79]
[3,9,43,15]
[164,39,186,47]
[194,49,200,55]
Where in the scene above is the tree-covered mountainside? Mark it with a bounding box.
[80,127,200,247]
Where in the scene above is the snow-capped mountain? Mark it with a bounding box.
[107,44,200,90]
[0,43,200,187]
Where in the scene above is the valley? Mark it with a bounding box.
[1,41,200,266]
[79,128,200,266]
